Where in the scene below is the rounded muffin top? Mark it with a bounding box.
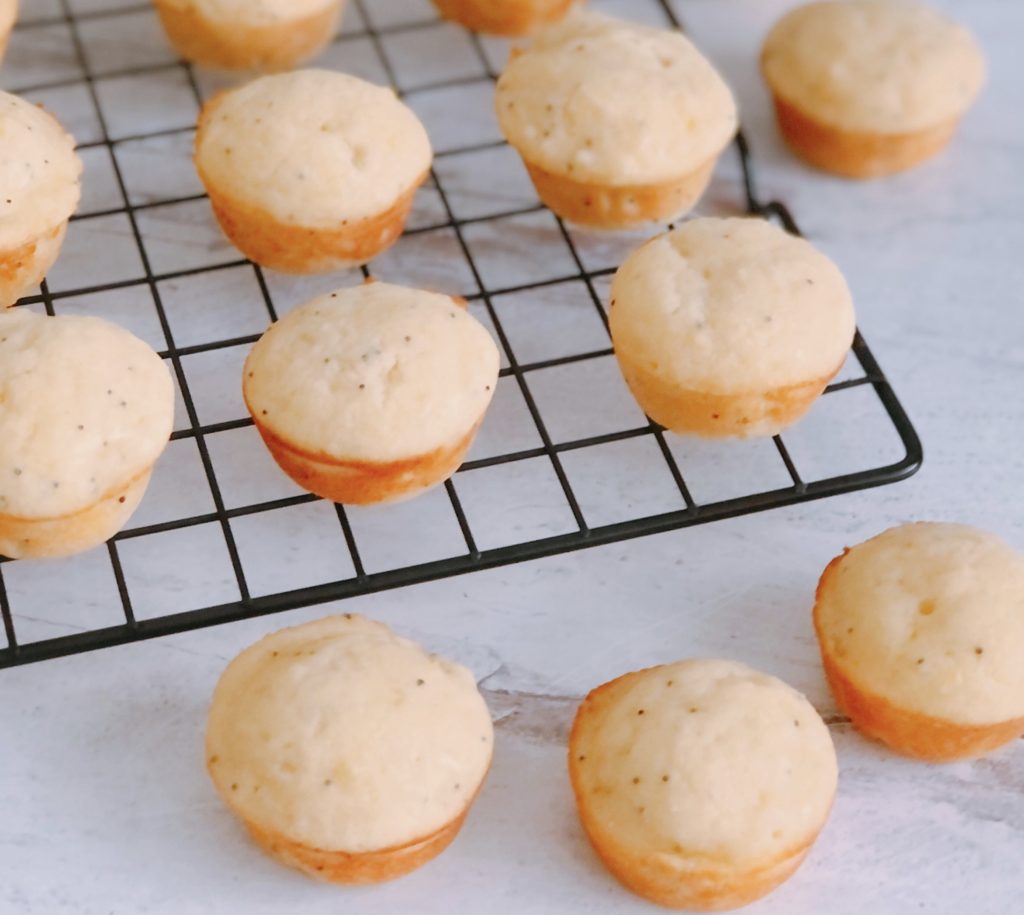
[0,91,82,250]
[206,614,494,853]
[195,70,432,226]
[496,12,737,185]
[571,659,837,865]
[0,309,174,520]
[762,0,986,134]
[157,0,337,23]
[244,281,499,463]
[815,523,1024,725]
[610,217,855,393]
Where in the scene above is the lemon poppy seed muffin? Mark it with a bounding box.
[1,91,82,308]
[0,0,16,63]
[814,523,1024,762]
[609,217,855,438]
[496,12,737,229]
[206,614,494,883]
[761,0,986,177]
[244,281,499,505]
[570,660,838,910]
[153,0,345,72]
[195,70,432,273]
[432,0,579,36]
[0,310,174,559]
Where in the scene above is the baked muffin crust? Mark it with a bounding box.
[244,282,499,465]
[762,0,985,134]
[196,70,431,227]
[0,91,81,253]
[0,310,173,522]
[816,523,1024,726]
[207,614,494,854]
[497,12,737,186]
[610,217,854,394]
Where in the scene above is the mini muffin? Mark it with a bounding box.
[0,310,174,560]
[195,70,432,273]
[610,217,855,438]
[206,614,494,883]
[1,91,82,308]
[153,0,345,72]
[243,281,499,505]
[432,0,578,36]
[0,0,16,64]
[496,12,737,229]
[761,0,986,178]
[570,659,837,910]
[814,523,1024,762]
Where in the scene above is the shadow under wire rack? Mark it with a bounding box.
[0,0,922,669]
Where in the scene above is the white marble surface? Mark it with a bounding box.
[2,0,1023,912]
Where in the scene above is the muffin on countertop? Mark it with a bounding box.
[0,309,174,560]
[815,522,1024,762]
[609,217,855,438]
[244,280,499,505]
[432,0,579,36]
[1,90,82,308]
[570,659,838,910]
[153,0,345,72]
[206,614,494,883]
[496,12,737,229]
[195,70,432,273]
[0,0,17,63]
[761,0,986,177]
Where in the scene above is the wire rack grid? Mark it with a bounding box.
[0,0,922,669]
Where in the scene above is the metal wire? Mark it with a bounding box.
[0,0,923,668]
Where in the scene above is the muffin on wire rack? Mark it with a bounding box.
[244,280,499,505]
[432,0,579,36]
[0,310,174,560]
[194,70,432,273]
[1,90,82,308]
[609,217,855,438]
[153,0,345,72]
[496,12,737,229]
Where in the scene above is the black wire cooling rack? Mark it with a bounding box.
[0,0,922,669]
